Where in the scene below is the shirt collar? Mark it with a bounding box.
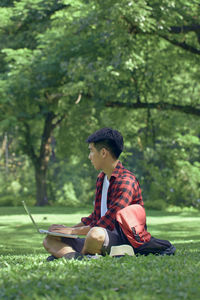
[110,160,124,179]
[99,161,124,181]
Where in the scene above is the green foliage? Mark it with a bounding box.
[56,182,80,207]
[0,155,36,206]
[0,207,200,300]
[0,0,199,207]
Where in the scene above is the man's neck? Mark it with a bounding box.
[103,160,119,180]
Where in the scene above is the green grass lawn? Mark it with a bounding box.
[0,206,200,300]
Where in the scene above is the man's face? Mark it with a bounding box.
[88,143,103,170]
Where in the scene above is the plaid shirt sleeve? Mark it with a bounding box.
[93,176,143,231]
[81,212,95,225]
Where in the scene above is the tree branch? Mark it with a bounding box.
[122,15,200,55]
[52,114,66,129]
[160,35,200,55]
[169,25,200,34]
[14,3,70,35]
[105,101,200,116]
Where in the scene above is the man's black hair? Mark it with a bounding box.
[86,128,123,159]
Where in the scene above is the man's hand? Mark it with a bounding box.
[48,224,73,235]
[48,223,91,236]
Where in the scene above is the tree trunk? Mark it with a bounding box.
[34,134,52,206]
[35,114,55,206]
[35,164,49,206]
[22,112,58,206]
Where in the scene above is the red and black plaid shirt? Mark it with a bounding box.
[81,161,144,231]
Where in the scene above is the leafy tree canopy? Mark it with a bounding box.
[0,0,199,207]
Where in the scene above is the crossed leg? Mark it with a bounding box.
[43,236,75,258]
[43,227,106,258]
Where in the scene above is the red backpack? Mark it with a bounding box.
[116,204,151,248]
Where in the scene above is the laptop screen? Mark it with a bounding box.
[22,201,40,233]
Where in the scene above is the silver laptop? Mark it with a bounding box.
[22,201,78,238]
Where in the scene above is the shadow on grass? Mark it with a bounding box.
[146,210,200,217]
[1,207,199,216]
[0,223,47,255]
[0,206,93,216]
[148,221,200,237]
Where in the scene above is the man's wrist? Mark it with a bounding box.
[71,225,91,236]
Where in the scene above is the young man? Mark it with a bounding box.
[43,128,175,261]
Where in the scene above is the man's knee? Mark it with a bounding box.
[86,227,106,243]
[82,227,106,255]
[43,235,51,250]
[43,235,59,251]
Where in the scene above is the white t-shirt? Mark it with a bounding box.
[101,175,110,217]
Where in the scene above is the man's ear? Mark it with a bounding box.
[101,148,107,158]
